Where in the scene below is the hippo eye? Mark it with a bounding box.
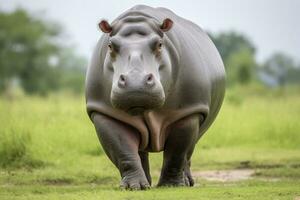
[158,42,162,49]
[108,43,112,50]
[155,41,163,53]
[151,40,163,57]
[157,41,162,50]
[108,42,117,59]
[108,40,120,54]
[149,36,162,52]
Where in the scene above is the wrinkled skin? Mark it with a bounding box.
[85,5,225,190]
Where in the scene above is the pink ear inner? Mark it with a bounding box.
[98,20,112,33]
[160,18,173,32]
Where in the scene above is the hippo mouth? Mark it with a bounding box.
[127,106,146,115]
[111,90,165,115]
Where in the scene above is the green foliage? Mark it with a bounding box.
[0,130,29,167]
[260,52,300,86]
[201,86,300,149]
[0,129,43,168]
[0,9,60,94]
[209,31,257,86]
[209,31,300,87]
[0,94,101,169]
[57,48,87,94]
[0,9,86,95]
[226,48,256,85]
[209,31,255,63]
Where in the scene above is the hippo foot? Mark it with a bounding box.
[184,167,194,187]
[158,168,194,187]
[157,171,186,187]
[120,171,150,190]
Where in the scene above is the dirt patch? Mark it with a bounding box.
[193,169,254,182]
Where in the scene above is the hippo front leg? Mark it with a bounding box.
[158,114,202,187]
[139,151,152,185]
[92,113,150,190]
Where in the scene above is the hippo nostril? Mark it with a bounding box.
[120,75,126,82]
[118,74,126,88]
[145,73,155,87]
[147,74,153,81]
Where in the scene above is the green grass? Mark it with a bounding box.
[0,181,299,200]
[0,87,300,199]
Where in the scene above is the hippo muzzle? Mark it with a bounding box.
[111,70,165,115]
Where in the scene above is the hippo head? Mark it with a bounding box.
[99,16,173,115]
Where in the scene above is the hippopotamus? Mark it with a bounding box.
[85,5,225,190]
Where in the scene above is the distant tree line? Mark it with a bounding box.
[0,9,299,96]
[209,32,300,87]
[0,9,86,95]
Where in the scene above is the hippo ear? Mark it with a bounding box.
[98,20,112,33]
[160,18,173,32]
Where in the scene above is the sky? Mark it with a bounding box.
[1,0,299,63]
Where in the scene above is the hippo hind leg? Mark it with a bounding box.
[92,113,150,190]
[157,114,202,187]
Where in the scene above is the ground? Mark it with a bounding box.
[0,87,300,199]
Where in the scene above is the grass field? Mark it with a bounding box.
[0,87,300,199]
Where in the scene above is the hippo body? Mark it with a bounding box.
[86,5,225,189]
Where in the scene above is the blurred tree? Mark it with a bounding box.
[0,9,62,94]
[226,48,256,85]
[209,31,255,65]
[0,9,86,95]
[259,53,300,86]
[209,31,257,85]
[56,48,87,94]
[287,66,300,85]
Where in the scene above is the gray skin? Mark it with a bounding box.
[85,5,225,190]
